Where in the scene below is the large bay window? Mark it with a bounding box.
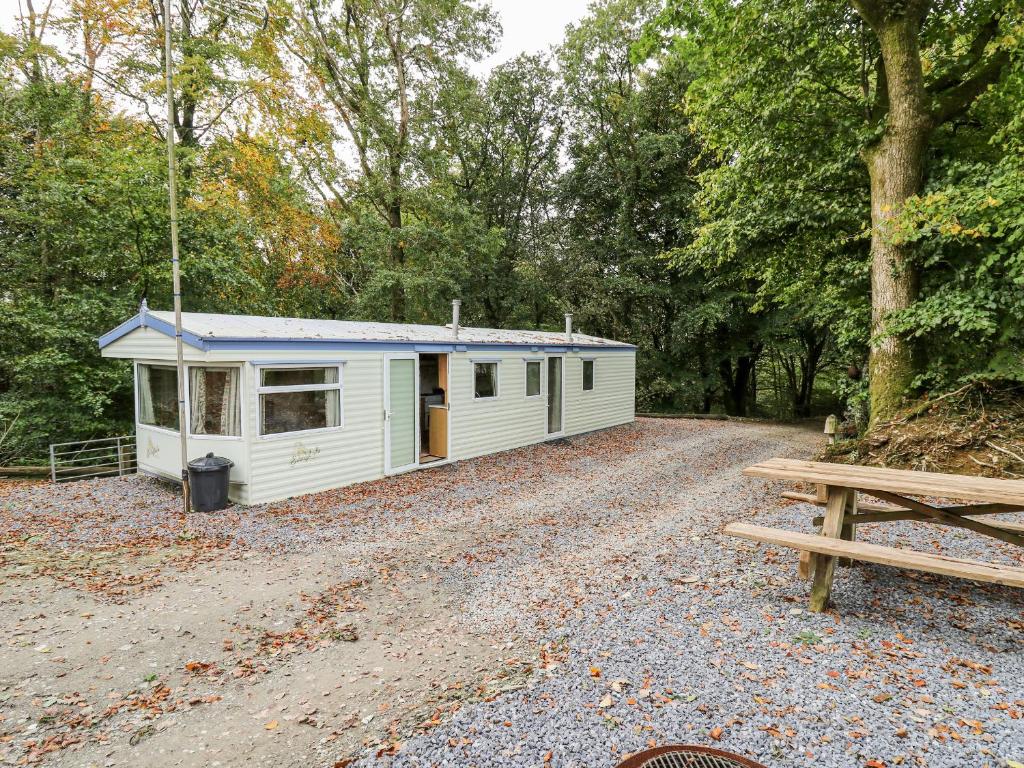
[258,366,342,436]
[189,366,241,436]
[137,364,180,431]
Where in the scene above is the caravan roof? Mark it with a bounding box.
[98,310,635,352]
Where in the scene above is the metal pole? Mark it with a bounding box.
[164,0,191,512]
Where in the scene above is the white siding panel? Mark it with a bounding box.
[112,333,634,504]
[135,426,252,503]
[102,327,208,360]
[449,352,549,460]
[563,352,635,436]
[246,354,384,504]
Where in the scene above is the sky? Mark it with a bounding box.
[481,0,592,68]
[0,0,593,69]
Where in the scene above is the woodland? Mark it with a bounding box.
[1,0,1021,462]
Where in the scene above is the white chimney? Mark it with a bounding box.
[452,299,461,340]
[565,313,573,343]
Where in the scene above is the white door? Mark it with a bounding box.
[384,353,418,474]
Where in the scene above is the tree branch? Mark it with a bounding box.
[848,0,884,30]
[869,53,888,123]
[928,14,1002,94]
[932,48,1010,125]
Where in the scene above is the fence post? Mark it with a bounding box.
[117,436,124,477]
[49,444,57,483]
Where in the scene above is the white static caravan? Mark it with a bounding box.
[98,305,636,504]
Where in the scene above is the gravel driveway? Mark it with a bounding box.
[2,418,1022,768]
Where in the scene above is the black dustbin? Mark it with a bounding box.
[187,452,234,512]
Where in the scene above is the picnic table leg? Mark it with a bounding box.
[798,550,813,579]
[839,491,857,567]
[809,485,849,612]
[798,484,829,580]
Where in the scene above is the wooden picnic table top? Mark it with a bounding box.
[744,458,1024,507]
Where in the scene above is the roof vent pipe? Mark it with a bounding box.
[565,313,573,343]
[452,299,461,340]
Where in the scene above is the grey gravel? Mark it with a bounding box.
[347,421,1024,768]
[3,419,1023,768]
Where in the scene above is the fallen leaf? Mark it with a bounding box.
[265,720,279,730]
[709,726,723,741]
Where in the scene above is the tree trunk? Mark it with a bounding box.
[854,5,933,424]
[387,169,405,320]
[719,355,756,417]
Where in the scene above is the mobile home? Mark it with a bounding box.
[98,303,636,504]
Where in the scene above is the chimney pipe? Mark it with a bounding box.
[565,313,573,343]
[452,299,461,340]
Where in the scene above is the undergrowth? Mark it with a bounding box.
[824,381,1024,478]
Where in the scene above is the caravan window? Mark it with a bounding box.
[137,364,180,431]
[473,362,498,399]
[189,366,241,436]
[583,359,595,391]
[525,361,541,397]
[258,366,342,436]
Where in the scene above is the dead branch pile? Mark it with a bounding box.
[824,382,1024,478]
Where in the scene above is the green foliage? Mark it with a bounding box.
[0,78,148,461]
[642,0,1023,420]
[887,60,1024,388]
[5,0,1019,463]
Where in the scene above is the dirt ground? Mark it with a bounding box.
[1,420,818,768]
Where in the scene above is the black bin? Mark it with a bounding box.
[187,452,234,512]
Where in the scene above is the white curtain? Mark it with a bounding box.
[138,364,154,424]
[220,367,240,436]
[325,389,340,427]
[189,366,241,436]
[189,367,207,434]
[325,367,340,427]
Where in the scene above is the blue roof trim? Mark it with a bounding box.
[97,314,142,348]
[97,312,209,351]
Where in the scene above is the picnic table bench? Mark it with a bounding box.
[726,458,1024,612]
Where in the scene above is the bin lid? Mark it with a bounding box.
[188,452,234,471]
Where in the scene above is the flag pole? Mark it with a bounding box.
[163,0,191,513]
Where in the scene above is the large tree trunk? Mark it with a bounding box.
[854,4,933,424]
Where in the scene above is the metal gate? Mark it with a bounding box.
[48,435,137,483]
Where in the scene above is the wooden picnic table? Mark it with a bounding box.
[726,458,1024,612]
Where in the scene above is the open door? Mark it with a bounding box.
[384,353,418,474]
[546,356,563,435]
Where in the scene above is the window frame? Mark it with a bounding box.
[582,358,596,391]
[523,358,543,399]
[185,363,245,440]
[255,363,345,439]
[135,361,182,436]
[471,359,500,401]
